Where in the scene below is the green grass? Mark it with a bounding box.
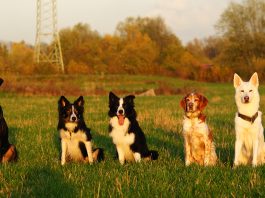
[1,75,265,197]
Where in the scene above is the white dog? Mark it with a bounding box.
[233,72,265,167]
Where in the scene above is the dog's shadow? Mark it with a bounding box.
[146,128,185,162]
[19,167,77,197]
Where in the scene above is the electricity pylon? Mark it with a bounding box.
[34,0,64,73]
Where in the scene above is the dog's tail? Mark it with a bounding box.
[92,148,104,162]
[143,150,159,161]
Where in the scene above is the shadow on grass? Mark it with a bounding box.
[216,146,234,167]
[144,128,185,162]
[19,167,76,197]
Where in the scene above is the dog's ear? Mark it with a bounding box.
[0,78,3,86]
[124,95,135,104]
[233,73,243,88]
[180,96,187,110]
[74,96,84,107]
[109,92,119,104]
[250,72,259,87]
[198,94,208,111]
[58,96,70,108]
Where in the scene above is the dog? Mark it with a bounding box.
[58,96,103,165]
[0,79,17,163]
[180,93,217,166]
[233,72,265,167]
[108,92,158,164]
[0,106,18,163]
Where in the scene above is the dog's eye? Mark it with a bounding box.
[186,98,190,102]
[241,90,244,93]
[194,99,199,102]
[249,90,253,92]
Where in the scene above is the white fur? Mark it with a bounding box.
[60,124,93,165]
[183,116,217,166]
[117,98,124,115]
[109,116,137,164]
[233,73,265,167]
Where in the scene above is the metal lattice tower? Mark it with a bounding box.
[34,0,64,73]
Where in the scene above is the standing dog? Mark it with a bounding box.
[0,79,17,163]
[58,96,103,165]
[180,93,217,166]
[108,92,158,164]
[233,72,265,167]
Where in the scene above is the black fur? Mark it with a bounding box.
[108,92,158,161]
[0,106,18,162]
[57,96,92,141]
[0,78,3,86]
[57,96,104,161]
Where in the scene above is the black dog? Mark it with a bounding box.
[58,96,103,165]
[108,92,158,164]
[0,106,17,163]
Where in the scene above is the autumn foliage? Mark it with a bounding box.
[1,1,265,82]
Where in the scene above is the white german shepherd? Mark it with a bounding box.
[233,72,265,167]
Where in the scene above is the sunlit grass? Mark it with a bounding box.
[0,75,265,197]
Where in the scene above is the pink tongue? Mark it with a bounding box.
[118,115,125,125]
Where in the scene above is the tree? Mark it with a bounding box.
[216,0,265,73]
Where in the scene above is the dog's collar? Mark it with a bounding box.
[238,112,258,124]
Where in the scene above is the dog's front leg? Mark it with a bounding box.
[234,139,243,167]
[252,139,259,167]
[184,135,192,166]
[204,137,211,166]
[84,141,93,164]
[116,146,125,165]
[61,140,67,165]
[133,152,141,162]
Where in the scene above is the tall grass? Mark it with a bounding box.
[0,75,265,197]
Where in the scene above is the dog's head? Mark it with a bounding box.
[180,93,208,115]
[58,96,84,125]
[233,72,259,104]
[0,78,3,86]
[108,92,136,125]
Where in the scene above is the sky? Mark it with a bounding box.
[0,0,239,45]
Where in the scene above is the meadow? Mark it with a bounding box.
[0,74,265,197]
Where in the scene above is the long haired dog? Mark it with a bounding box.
[233,72,265,167]
[108,92,158,165]
[180,93,217,166]
[0,79,17,163]
[58,96,103,165]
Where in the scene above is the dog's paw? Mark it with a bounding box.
[61,160,66,166]
[126,133,135,145]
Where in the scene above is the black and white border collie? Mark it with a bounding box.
[108,92,158,164]
[58,96,103,165]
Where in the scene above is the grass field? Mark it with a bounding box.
[1,74,265,197]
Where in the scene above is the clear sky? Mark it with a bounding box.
[0,0,239,45]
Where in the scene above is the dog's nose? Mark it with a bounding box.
[188,103,193,108]
[71,117,76,121]
[118,109,124,115]
[244,96,249,102]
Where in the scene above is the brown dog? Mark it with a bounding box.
[180,93,217,166]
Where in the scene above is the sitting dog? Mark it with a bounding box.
[58,96,103,165]
[108,92,158,164]
[233,72,265,167]
[0,79,17,163]
[180,93,217,166]
[0,106,18,163]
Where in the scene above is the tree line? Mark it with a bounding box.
[0,0,264,82]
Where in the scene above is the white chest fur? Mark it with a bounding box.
[183,117,208,135]
[109,116,135,162]
[60,128,91,163]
